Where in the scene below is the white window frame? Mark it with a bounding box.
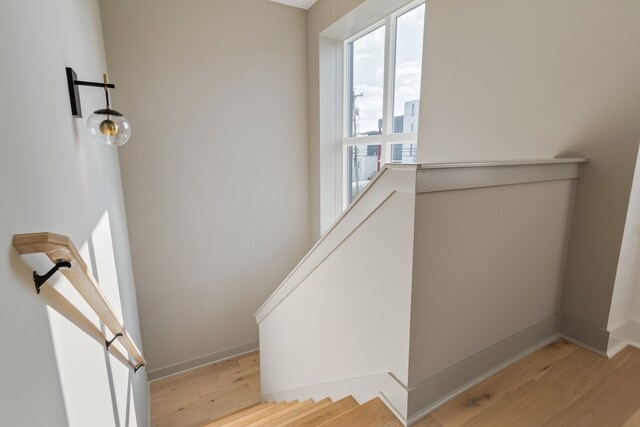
[341,0,424,209]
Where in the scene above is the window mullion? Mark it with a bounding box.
[382,15,394,136]
[382,14,395,165]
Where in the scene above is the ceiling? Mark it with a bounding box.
[269,0,318,10]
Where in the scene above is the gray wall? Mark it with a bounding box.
[308,0,640,349]
[0,0,148,425]
[418,0,640,349]
[99,0,311,375]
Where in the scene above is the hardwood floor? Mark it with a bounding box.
[151,340,640,426]
[151,351,261,427]
[418,339,640,426]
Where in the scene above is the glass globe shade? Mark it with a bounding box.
[86,108,131,146]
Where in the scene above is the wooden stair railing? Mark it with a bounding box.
[13,232,146,371]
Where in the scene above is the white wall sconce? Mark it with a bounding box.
[66,67,131,146]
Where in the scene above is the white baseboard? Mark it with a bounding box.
[147,341,259,381]
[559,313,610,353]
[407,334,558,425]
[260,317,559,426]
[406,316,559,424]
[608,319,640,357]
[557,333,608,358]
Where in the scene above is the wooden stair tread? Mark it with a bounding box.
[225,401,298,426]
[204,402,277,427]
[288,396,359,426]
[317,397,401,427]
[271,398,334,426]
[206,402,269,425]
[200,395,401,427]
[245,399,314,426]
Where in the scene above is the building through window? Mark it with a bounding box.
[343,1,425,205]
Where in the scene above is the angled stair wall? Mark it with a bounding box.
[255,160,584,425]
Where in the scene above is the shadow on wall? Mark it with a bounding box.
[10,211,139,427]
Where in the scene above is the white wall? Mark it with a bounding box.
[99,0,311,375]
[0,0,147,426]
[417,0,640,350]
[259,188,415,401]
[608,147,640,331]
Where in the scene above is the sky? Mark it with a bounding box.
[351,3,425,136]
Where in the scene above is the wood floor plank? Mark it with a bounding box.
[153,382,256,426]
[151,351,260,427]
[317,397,401,427]
[412,415,444,427]
[622,406,640,427]
[158,394,260,427]
[152,342,640,427]
[431,338,578,426]
[459,346,632,426]
[544,346,640,426]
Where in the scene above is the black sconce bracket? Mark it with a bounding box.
[33,260,72,294]
[106,333,123,350]
[66,67,116,118]
[134,364,145,373]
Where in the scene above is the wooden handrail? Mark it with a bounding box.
[13,232,146,370]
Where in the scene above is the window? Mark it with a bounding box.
[347,25,385,138]
[343,1,425,206]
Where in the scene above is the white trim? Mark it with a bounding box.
[416,162,582,193]
[321,0,416,40]
[407,333,559,425]
[344,18,386,45]
[382,12,394,138]
[559,311,610,354]
[255,166,418,322]
[342,132,418,146]
[259,317,559,426]
[607,319,640,357]
[415,158,587,169]
[268,0,317,10]
[341,0,425,210]
[320,35,346,233]
[343,19,385,140]
[320,0,425,230]
[147,341,259,381]
[379,391,408,426]
[558,333,609,358]
[256,159,585,323]
[381,11,394,162]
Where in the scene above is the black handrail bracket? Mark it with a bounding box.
[33,260,71,294]
[106,333,123,350]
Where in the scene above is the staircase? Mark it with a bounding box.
[203,396,401,426]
